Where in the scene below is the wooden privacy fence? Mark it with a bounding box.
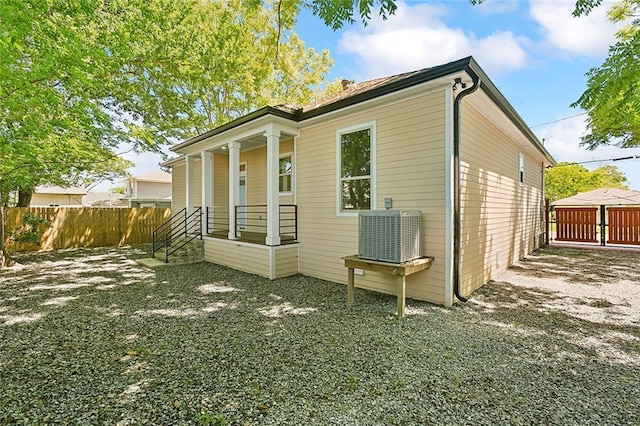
[5,207,171,252]
[608,207,640,245]
[555,207,598,243]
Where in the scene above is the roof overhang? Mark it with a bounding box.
[166,56,555,167]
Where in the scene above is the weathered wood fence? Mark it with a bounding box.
[4,207,171,252]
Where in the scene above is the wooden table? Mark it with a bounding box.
[342,255,434,317]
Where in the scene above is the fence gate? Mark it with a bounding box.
[607,207,640,245]
[555,207,598,243]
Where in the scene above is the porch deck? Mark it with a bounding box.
[206,230,297,245]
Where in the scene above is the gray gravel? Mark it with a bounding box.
[0,245,639,425]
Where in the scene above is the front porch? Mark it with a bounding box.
[203,204,297,245]
[202,236,298,280]
[200,203,299,279]
[173,120,301,278]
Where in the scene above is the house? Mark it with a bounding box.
[82,191,127,207]
[163,57,555,306]
[121,171,172,208]
[552,187,640,206]
[31,186,87,207]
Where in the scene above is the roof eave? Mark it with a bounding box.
[170,107,296,153]
[299,57,473,121]
[466,58,556,166]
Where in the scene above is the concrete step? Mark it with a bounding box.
[153,238,204,264]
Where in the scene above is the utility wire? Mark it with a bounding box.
[551,154,640,167]
[530,112,587,128]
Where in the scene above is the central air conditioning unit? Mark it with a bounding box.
[358,210,422,263]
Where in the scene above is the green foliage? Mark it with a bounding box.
[109,187,126,195]
[196,410,227,426]
[0,0,334,197]
[10,213,51,245]
[545,163,628,202]
[306,0,398,30]
[0,0,334,255]
[572,0,640,149]
[572,30,640,149]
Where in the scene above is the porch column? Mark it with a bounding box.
[201,150,212,234]
[185,155,195,214]
[265,125,281,246]
[228,141,240,240]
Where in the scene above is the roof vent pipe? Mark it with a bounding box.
[453,70,481,303]
[341,79,355,90]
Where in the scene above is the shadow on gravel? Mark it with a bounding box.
[0,246,154,327]
[507,246,640,284]
[469,282,640,364]
[1,245,639,425]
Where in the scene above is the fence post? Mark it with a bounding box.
[600,205,606,246]
[545,199,550,245]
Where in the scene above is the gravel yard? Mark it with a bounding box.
[0,245,639,425]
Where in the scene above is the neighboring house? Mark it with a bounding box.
[31,186,87,207]
[82,191,127,207]
[121,171,172,208]
[164,57,555,306]
[552,188,640,206]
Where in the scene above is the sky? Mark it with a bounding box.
[107,0,640,191]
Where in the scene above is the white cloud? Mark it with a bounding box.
[536,114,640,189]
[529,0,620,56]
[337,1,529,79]
[476,0,518,15]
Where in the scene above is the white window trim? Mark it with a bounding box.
[279,152,294,196]
[519,153,525,186]
[336,121,377,217]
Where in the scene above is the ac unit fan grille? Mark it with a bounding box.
[358,210,422,263]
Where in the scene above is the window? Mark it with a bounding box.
[337,122,376,213]
[279,155,292,193]
[519,153,525,185]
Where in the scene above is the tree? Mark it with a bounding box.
[545,163,628,203]
[0,0,335,265]
[572,0,640,149]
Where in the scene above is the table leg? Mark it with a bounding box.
[397,274,406,317]
[347,267,355,305]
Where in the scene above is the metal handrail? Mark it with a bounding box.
[152,207,202,262]
[152,207,186,256]
[232,204,297,241]
[163,207,202,262]
[206,206,229,235]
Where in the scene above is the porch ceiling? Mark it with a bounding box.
[211,131,295,154]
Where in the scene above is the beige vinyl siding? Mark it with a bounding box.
[191,158,202,207]
[31,193,84,207]
[171,158,202,209]
[213,153,229,208]
[171,163,186,211]
[238,139,295,206]
[275,245,298,278]
[203,238,270,277]
[296,89,448,304]
[458,101,545,295]
[241,148,266,206]
[136,181,171,199]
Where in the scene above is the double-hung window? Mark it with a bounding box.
[279,155,292,193]
[519,153,525,185]
[337,122,376,214]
